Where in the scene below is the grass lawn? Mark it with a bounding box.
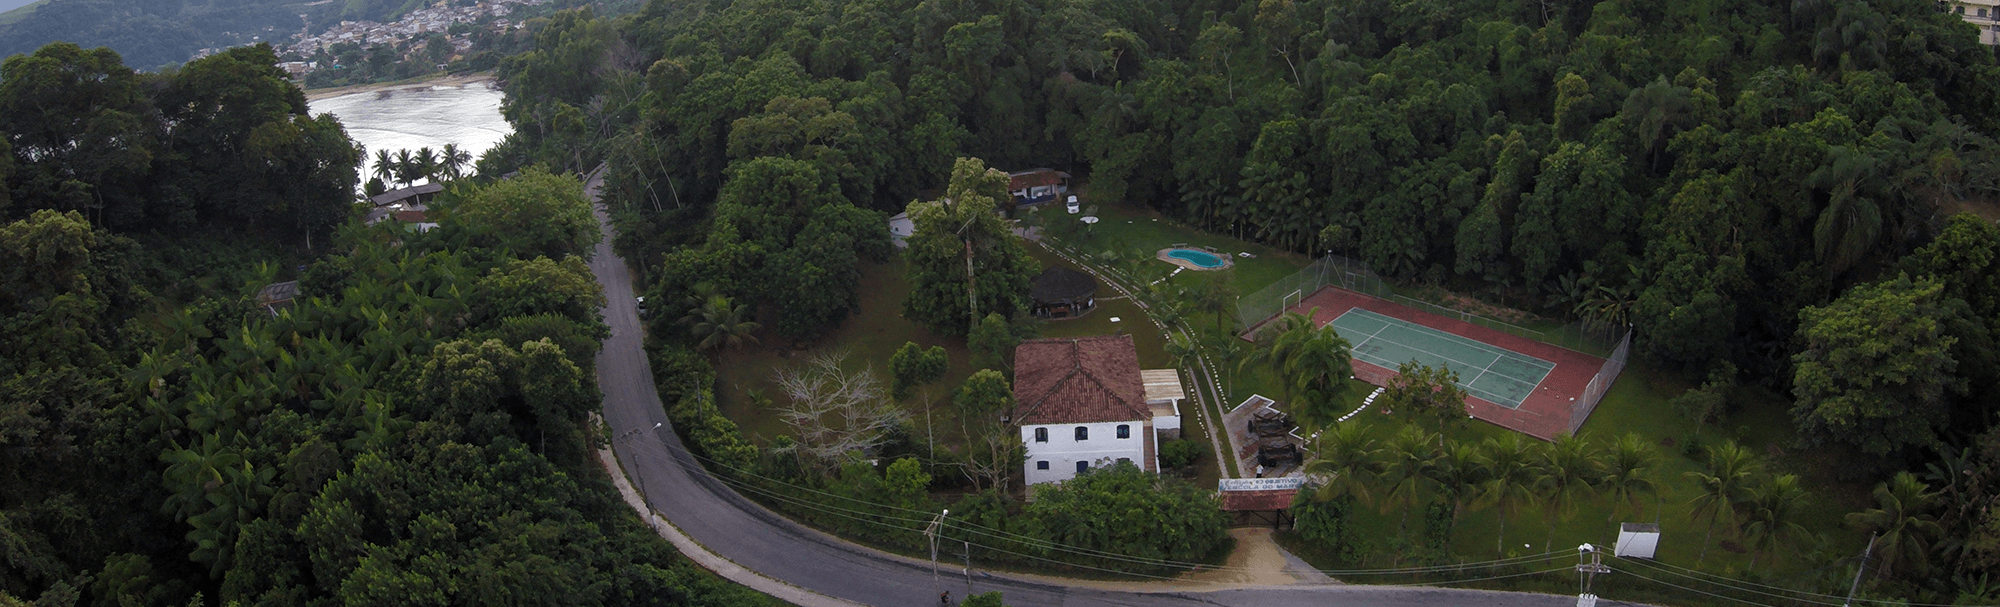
[1019,240,1225,489]
[1028,194,1882,604]
[710,245,1226,486]
[1277,362,1879,605]
[711,256,979,445]
[704,190,1880,603]
[1020,199,1308,295]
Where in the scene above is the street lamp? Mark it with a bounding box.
[619,422,663,510]
[925,509,949,603]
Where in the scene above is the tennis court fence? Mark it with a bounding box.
[1238,253,1636,434]
[1570,329,1632,434]
[1238,254,1631,355]
[1236,254,1382,332]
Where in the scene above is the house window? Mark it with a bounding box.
[1076,461,1089,473]
[1117,424,1130,439]
[1037,461,1049,470]
[1074,426,1088,441]
[1034,428,1047,442]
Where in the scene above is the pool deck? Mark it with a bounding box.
[1156,246,1234,271]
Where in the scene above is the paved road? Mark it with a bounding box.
[583,170,1582,607]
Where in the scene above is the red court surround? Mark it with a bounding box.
[1255,286,1606,440]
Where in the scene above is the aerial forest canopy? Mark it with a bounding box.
[488,0,2000,593]
[495,0,2000,421]
[0,39,767,605]
[0,42,360,246]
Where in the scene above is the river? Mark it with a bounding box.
[307,77,514,173]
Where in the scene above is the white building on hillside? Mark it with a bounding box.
[1013,335,1182,485]
[1951,0,2000,44]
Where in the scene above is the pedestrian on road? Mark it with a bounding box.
[939,591,951,606]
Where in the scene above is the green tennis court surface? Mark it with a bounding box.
[1329,308,1555,409]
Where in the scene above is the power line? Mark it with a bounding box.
[625,435,1559,573]
[618,428,2000,607]
[1612,564,1788,607]
[1616,554,1859,601]
[684,470,1576,596]
[1613,556,2000,607]
[618,437,1572,578]
[1614,558,1850,607]
[626,437,1570,576]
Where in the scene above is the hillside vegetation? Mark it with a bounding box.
[483,0,2000,601]
[0,40,771,605]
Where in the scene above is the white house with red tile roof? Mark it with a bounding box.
[1013,335,1158,485]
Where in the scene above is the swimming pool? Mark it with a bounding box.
[1166,248,1226,268]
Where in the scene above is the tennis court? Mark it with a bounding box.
[1329,308,1555,409]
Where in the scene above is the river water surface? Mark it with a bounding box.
[308,79,514,170]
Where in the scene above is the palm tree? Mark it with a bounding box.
[1845,471,1943,579]
[1598,433,1659,522]
[1164,332,1202,372]
[1812,1,1887,71]
[680,294,760,352]
[1535,432,1601,550]
[392,149,418,187]
[1805,146,1884,275]
[1185,270,1239,336]
[1304,422,1382,506]
[1244,309,1353,428]
[1742,473,1813,572]
[1621,76,1692,173]
[1575,281,1637,330]
[1477,433,1540,557]
[415,147,440,183]
[1426,441,1487,524]
[1377,424,1439,536]
[1685,441,1758,567]
[1278,324,1353,429]
[371,149,396,185]
[443,143,473,180]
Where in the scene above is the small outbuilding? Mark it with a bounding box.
[369,183,443,207]
[1615,523,1661,559]
[1008,169,1071,206]
[256,281,299,317]
[1029,266,1097,319]
[887,211,915,248]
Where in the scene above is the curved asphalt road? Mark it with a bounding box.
[583,170,1583,607]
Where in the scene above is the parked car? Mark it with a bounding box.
[1065,195,1080,214]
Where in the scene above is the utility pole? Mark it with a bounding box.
[925,509,949,603]
[1574,543,1609,607]
[1844,532,1878,607]
[617,422,663,510]
[962,538,972,598]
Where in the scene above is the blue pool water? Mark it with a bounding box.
[1167,248,1226,268]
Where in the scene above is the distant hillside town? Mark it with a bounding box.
[190,0,548,79]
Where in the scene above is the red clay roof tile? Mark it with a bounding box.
[1011,335,1148,425]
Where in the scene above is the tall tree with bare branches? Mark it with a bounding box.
[774,350,908,475]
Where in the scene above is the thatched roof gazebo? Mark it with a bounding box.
[1029,266,1097,319]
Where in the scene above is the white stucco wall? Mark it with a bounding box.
[1021,420,1147,485]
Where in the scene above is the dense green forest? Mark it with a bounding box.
[1,40,766,605]
[477,0,2000,600]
